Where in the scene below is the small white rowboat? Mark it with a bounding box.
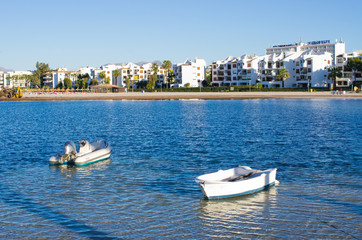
[49,139,112,166]
[195,166,277,199]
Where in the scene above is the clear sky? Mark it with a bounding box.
[1,0,361,71]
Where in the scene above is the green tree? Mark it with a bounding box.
[205,69,212,87]
[146,75,156,90]
[167,69,175,87]
[162,60,172,88]
[63,78,72,89]
[35,62,51,87]
[329,67,342,90]
[99,71,106,84]
[125,77,131,90]
[56,81,63,89]
[104,77,111,84]
[277,68,290,88]
[90,78,99,86]
[24,74,35,88]
[151,63,159,88]
[344,57,362,72]
[76,78,88,89]
[112,69,121,86]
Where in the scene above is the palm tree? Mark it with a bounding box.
[151,63,159,89]
[112,69,121,86]
[162,60,172,88]
[328,67,342,90]
[277,68,290,88]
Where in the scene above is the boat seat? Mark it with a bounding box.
[227,171,256,182]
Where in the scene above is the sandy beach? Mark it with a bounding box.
[1,91,362,101]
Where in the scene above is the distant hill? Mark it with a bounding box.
[0,66,14,72]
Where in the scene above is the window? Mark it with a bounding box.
[140,75,143,78]
[197,73,200,76]
[280,62,283,67]
[307,60,312,65]
[247,70,251,74]
[262,70,265,74]
[213,65,216,69]
[247,63,251,68]
[296,62,299,66]
[160,70,163,73]
[328,60,330,64]
[296,69,300,73]
[233,64,236,68]
[123,70,126,73]
[308,68,311,73]
[140,70,143,73]
[308,76,311,80]
[197,67,200,70]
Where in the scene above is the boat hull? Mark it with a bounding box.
[197,168,277,199]
[49,140,112,166]
[72,148,112,166]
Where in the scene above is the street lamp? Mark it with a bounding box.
[307,78,310,92]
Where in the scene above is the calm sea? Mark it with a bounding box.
[0,99,361,239]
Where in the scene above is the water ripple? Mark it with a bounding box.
[0,100,361,239]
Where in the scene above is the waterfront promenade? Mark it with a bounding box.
[1,91,362,101]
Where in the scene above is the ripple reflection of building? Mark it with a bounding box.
[49,159,112,178]
[198,187,278,226]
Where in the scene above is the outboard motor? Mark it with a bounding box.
[49,141,78,165]
[64,141,76,155]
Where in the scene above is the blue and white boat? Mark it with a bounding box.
[49,139,112,166]
[195,166,277,199]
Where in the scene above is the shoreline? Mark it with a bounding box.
[1,91,362,101]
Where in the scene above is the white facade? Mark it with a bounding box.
[259,51,333,88]
[0,71,33,89]
[173,57,206,87]
[266,39,345,64]
[211,55,259,87]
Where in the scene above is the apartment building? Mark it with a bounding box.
[0,71,33,89]
[173,57,206,87]
[211,55,259,87]
[259,51,333,88]
[335,50,362,87]
[109,62,165,88]
[266,39,345,64]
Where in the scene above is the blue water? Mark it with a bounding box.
[0,99,361,239]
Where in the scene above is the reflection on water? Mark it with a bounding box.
[0,100,361,239]
[49,159,112,178]
[198,187,278,238]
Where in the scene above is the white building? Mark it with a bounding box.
[211,55,259,87]
[335,50,362,87]
[266,39,345,65]
[104,62,165,88]
[173,57,206,87]
[0,71,33,89]
[259,51,333,88]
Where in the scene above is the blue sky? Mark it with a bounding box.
[1,0,361,71]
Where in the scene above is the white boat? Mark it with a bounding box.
[49,139,112,166]
[195,166,277,199]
